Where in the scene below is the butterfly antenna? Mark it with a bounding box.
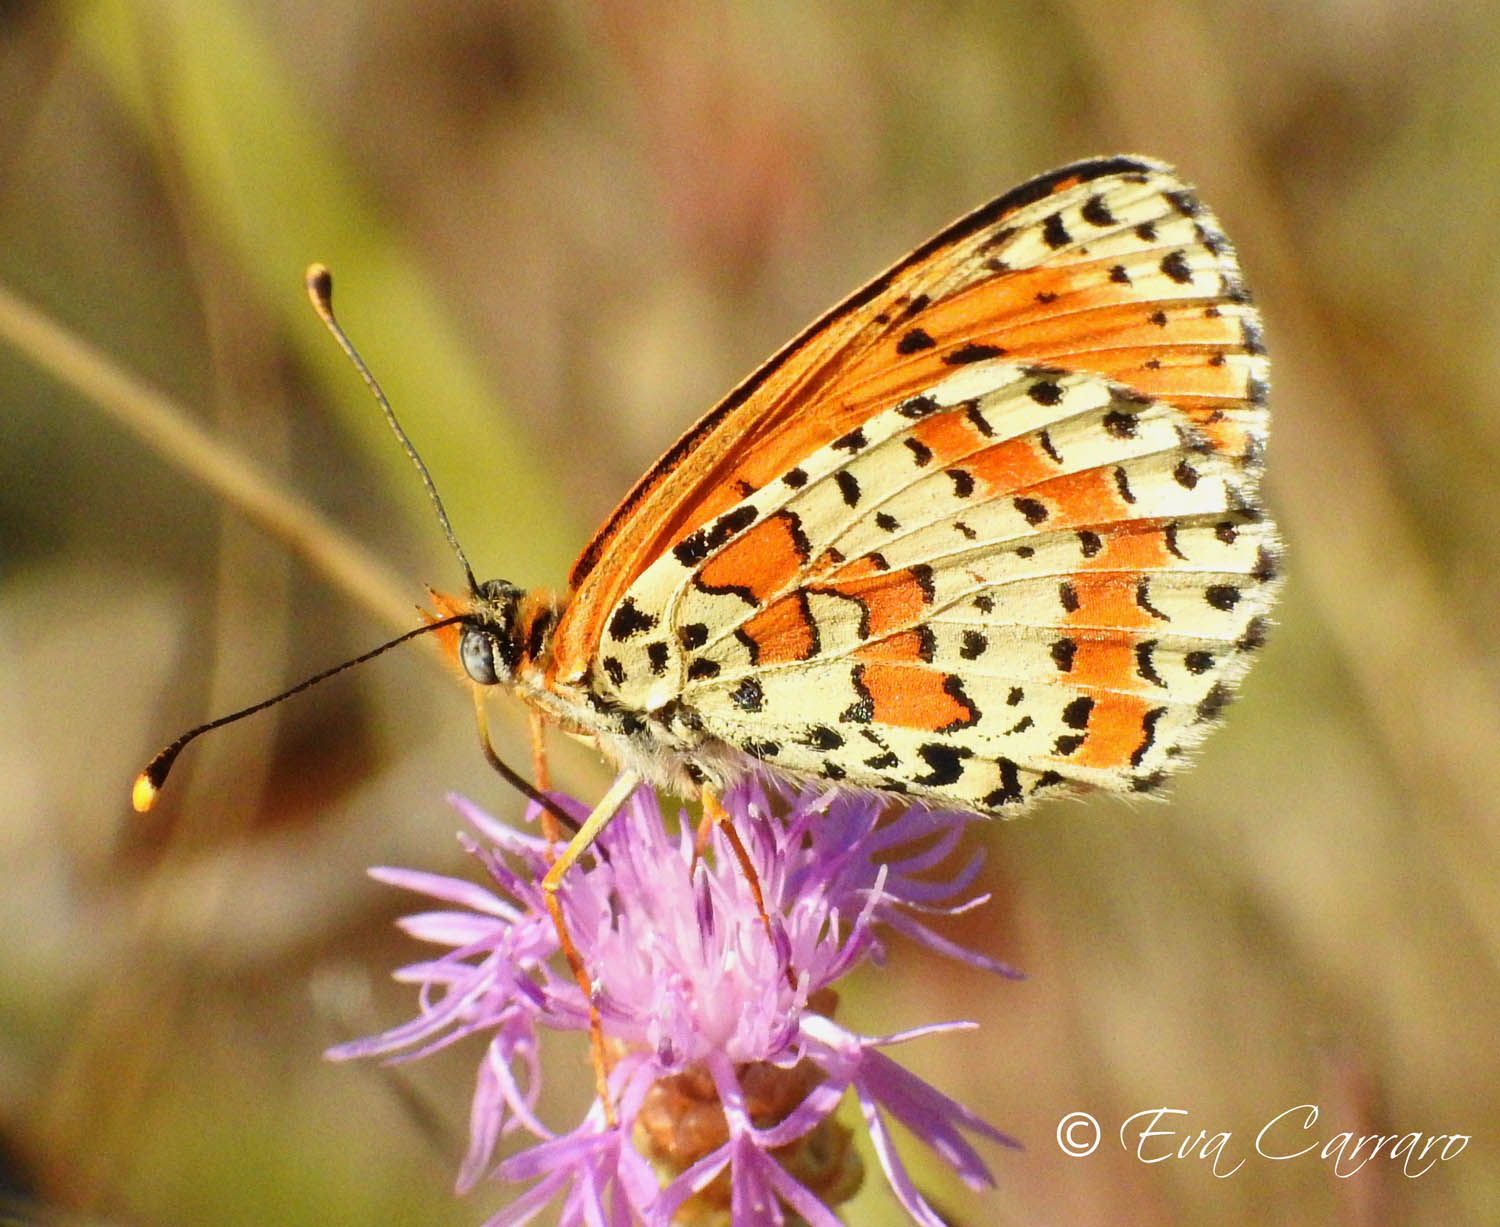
[304,264,480,596]
[131,616,470,812]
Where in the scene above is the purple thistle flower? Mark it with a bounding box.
[329,777,1021,1226]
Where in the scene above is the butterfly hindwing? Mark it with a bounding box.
[591,361,1278,812]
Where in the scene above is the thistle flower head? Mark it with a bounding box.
[329,778,1020,1226]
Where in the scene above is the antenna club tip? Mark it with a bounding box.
[131,771,160,813]
[305,263,333,307]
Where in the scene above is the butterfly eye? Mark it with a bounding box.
[459,626,502,686]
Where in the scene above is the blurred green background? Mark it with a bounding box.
[3,1,1499,1224]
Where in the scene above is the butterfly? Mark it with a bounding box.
[449,155,1278,832]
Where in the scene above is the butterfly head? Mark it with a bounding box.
[458,579,528,686]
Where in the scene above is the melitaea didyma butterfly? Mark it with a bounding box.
[443,155,1277,827]
[137,156,1278,1077]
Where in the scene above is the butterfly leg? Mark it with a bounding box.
[540,768,640,1125]
[699,788,789,983]
[526,707,560,848]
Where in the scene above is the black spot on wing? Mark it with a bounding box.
[1041,212,1072,249]
[1135,580,1170,621]
[1013,497,1048,525]
[944,342,1006,365]
[645,641,668,675]
[608,598,657,642]
[1237,616,1268,652]
[1062,695,1094,729]
[983,757,1023,808]
[1196,682,1232,723]
[1051,638,1077,671]
[897,394,941,419]
[835,470,862,507]
[963,402,994,436]
[1081,195,1117,226]
[804,724,844,751]
[1205,585,1241,611]
[1136,639,1165,687]
[1131,707,1168,767]
[840,665,874,723]
[914,743,972,787]
[673,504,758,567]
[1028,380,1063,406]
[1159,250,1193,284]
[938,675,981,733]
[730,677,764,713]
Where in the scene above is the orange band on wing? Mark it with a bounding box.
[1029,467,1132,528]
[1071,692,1153,769]
[1084,524,1172,570]
[856,662,977,732]
[696,511,808,603]
[819,564,932,638]
[856,629,929,664]
[1065,574,1156,631]
[738,591,818,664]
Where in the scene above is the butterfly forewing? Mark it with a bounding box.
[543,156,1277,813]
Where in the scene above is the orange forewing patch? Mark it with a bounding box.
[1022,467,1132,528]
[965,438,1057,496]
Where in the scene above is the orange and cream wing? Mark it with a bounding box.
[586,358,1278,812]
[549,156,1267,694]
